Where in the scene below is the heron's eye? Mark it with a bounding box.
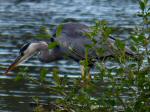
[20,52,24,56]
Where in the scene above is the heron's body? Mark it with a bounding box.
[5,22,135,79]
[43,22,96,63]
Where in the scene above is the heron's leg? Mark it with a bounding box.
[87,67,91,80]
[81,65,91,80]
[81,65,85,80]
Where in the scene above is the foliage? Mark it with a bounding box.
[15,0,150,112]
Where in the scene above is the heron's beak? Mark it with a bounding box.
[4,55,25,75]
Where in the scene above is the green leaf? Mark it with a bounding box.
[40,68,48,81]
[115,39,125,50]
[48,41,59,49]
[144,0,148,5]
[52,68,61,86]
[139,1,145,11]
[84,44,93,49]
[85,32,97,44]
[130,45,138,52]
[36,26,52,39]
[131,35,140,43]
[103,27,112,38]
[39,26,48,33]
[56,24,63,37]
[96,48,105,56]
[36,33,51,39]
[15,75,23,81]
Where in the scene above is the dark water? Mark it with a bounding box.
[0,0,141,111]
[0,0,140,35]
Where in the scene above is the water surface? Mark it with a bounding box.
[0,0,141,111]
[0,0,140,35]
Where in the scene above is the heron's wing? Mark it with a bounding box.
[57,33,93,61]
[51,23,94,61]
[53,22,135,61]
[53,23,115,60]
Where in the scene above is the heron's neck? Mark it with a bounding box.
[38,42,60,63]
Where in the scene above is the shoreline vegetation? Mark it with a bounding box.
[33,1,150,112]
[1,0,149,112]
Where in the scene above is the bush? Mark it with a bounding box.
[16,0,149,112]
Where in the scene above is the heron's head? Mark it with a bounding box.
[4,42,44,75]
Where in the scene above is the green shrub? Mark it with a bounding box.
[16,0,149,112]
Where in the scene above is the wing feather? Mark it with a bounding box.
[52,22,135,62]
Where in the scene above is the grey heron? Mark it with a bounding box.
[4,22,135,79]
